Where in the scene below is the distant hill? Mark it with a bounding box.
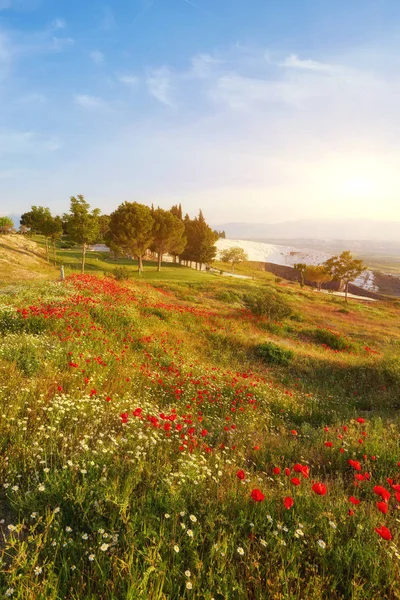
[215,219,400,242]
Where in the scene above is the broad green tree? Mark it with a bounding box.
[151,208,186,271]
[107,202,154,273]
[20,206,57,262]
[0,216,14,234]
[64,195,101,274]
[293,263,307,288]
[323,251,365,301]
[220,246,248,272]
[304,265,332,291]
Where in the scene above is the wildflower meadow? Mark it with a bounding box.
[0,273,399,599]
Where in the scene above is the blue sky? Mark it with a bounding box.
[1,0,400,224]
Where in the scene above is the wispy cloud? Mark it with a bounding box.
[0,130,61,155]
[99,5,116,30]
[146,67,174,106]
[53,18,66,30]
[90,50,104,64]
[118,73,138,87]
[280,53,332,72]
[52,36,74,51]
[74,94,108,109]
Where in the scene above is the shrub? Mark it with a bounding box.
[255,341,294,365]
[312,328,352,351]
[113,266,131,281]
[243,290,292,322]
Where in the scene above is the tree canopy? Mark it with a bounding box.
[323,251,365,301]
[220,246,248,272]
[64,195,101,273]
[107,202,154,273]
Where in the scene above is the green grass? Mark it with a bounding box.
[0,243,400,599]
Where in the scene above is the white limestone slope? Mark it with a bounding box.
[215,239,377,292]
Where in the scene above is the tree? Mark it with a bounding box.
[106,202,154,273]
[64,195,100,274]
[293,263,307,288]
[151,208,186,271]
[323,251,365,302]
[304,265,332,291]
[220,246,248,272]
[20,206,57,262]
[0,216,14,234]
[98,215,111,242]
[48,216,63,265]
[193,210,218,269]
[214,230,226,239]
[170,203,183,221]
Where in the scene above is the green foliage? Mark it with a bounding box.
[181,210,217,266]
[324,251,365,300]
[0,305,48,336]
[220,246,248,272]
[311,327,352,351]
[0,216,14,233]
[107,202,154,273]
[304,265,332,290]
[151,208,186,270]
[64,195,101,274]
[243,289,292,321]
[112,266,131,280]
[255,341,294,365]
[293,262,307,287]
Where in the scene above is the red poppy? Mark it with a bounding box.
[283,496,294,509]
[133,408,142,417]
[356,417,365,424]
[349,496,360,505]
[373,486,391,502]
[377,501,388,515]
[236,469,245,480]
[251,488,265,502]
[324,441,333,448]
[291,477,301,486]
[348,510,354,516]
[285,467,291,476]
[273,467,281,475]
[348,459,361,471]
[293,464,309,478]
[312,482,327,496]
[375,526,392,541]
[395,491,400,502]
[291,430,298,436]
[391,483,400,492]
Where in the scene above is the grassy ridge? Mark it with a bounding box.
[0,267,399,598]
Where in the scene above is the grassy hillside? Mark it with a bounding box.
[0,253,400,598]
[0,235,57,286]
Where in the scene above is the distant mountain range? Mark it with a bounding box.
[215,219,400,242]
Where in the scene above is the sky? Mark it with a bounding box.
[1,0,400,225]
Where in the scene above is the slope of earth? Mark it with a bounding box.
[0,273,399,599]
[0,235,57,286]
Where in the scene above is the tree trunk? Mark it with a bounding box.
[157,252,162,272]
[53,239,57,266]
[232,262,235,273]
[345,281,349,302]
[138,255,143,273]
[45,238,49,263]
[81,243,87,274]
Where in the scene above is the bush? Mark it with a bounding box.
[312,328,352,351]
[113,266,131,281]
[243,290,292,322]
[255,341,294,365]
